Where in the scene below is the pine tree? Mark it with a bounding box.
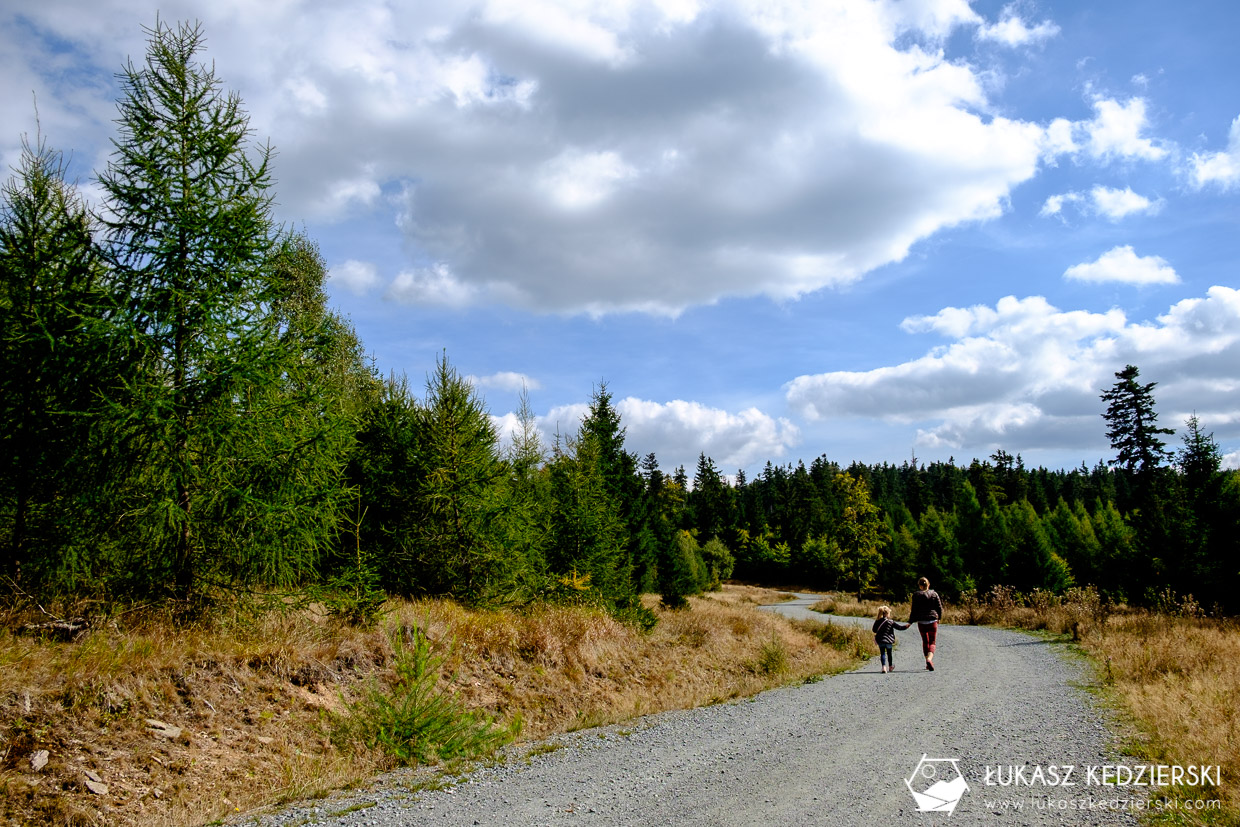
[1177,414,1222,495]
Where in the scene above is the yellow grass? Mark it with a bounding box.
[0,585,864,826]
[1083,614,1239,825]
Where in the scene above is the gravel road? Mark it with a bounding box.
[248,595,1139,826]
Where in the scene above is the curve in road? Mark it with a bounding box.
[255,595,1138,827]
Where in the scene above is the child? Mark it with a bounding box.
[872,606,908,673]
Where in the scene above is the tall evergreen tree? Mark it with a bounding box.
[409,354,512,604]
[834,472,884,599]
[0,136,114,589]
[98,19,305,599]
[1101,365,1174,475]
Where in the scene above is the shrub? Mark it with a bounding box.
[335,626,514,765]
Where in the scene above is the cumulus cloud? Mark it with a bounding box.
[328,259,380,295]
[1082,97,1167,162]
[468,371,542,392]
[1190,114,1240,190]
[1089,185,1160,219]
[1063,246,1179,285]
[786,287,1240,453]
[977,5,1059,47]
[1042,187,1160,220]
[1039,191,1082,217]
[0,0,1067,317]
[386,263,479,308]
[537,397,800,472]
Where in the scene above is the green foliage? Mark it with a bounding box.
[658,530,706,609]
[337,627,513,765]
[409,355,512,604]
[319,561,388,628]
[0,136,114,590]
[98,19,314,600]
[754,637,789,676]
[1101,365,1174,475]
[792,535,844,589]
[699,537,735,589]
[834,472,884,598]
[545,430,632,611]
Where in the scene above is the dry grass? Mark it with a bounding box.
[0,585,862,826]
[905,586,1238,825]
[813,586,1239,823]
[1073,614,1238,825]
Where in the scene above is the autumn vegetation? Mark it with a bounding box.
[3,17,1239,827]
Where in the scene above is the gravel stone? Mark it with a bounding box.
[242,596,1139,827]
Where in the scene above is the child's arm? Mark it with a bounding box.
[894,622,909,630]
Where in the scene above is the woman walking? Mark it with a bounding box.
[908,577,944,671]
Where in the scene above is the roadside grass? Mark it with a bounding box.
[0,584,861,826]
[962,595,1239,827]
[810,586,1239,826]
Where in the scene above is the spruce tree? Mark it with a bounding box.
[1101,365,1173,475]
[0,137,114,589]
[410,354,510,604]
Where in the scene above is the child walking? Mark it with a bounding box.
[872,606,908,673]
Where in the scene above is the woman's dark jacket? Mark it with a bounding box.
[909,589,944,623]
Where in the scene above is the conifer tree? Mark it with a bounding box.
[834,472,884,599]
[410,355,510,604]
[98,19,293,599]
[1101,365,1173,475]
[0,137,113,588]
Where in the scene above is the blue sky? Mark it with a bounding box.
[4,0,1239,478]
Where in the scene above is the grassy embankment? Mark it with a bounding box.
[0,585,873,827]
[812,590,1240,826]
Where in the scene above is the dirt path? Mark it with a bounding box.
[254,596,1137,826]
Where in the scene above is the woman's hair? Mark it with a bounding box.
[917,577,930,590]
[877,605,891,618]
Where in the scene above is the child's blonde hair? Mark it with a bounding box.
[877,605,891,618]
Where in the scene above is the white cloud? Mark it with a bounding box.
[1089,185,1160,219]
[539,148,637,210]
[1040,186,1159,221]
[977,6,1060,47]
[0,0,1067,317]
[328,259,380,295]
[541,397,799,472]
[1083,97,1167,162]
[786,287,1240,454]
[386,263,479,308]
[1063,245,1179,285]
[468,371,542,392]
[1190,114,1240,190]
[1039,191,1082,217]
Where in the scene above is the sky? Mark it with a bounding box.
[4,0,1239,479]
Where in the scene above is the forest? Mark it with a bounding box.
[3,20,1238,622]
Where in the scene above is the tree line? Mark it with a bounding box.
[3,21,1237,621]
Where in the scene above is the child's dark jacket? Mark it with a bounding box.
[872,617,908,645]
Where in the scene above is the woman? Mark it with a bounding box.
[908,577,944,671]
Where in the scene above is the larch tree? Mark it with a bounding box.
[98,19,290,600]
